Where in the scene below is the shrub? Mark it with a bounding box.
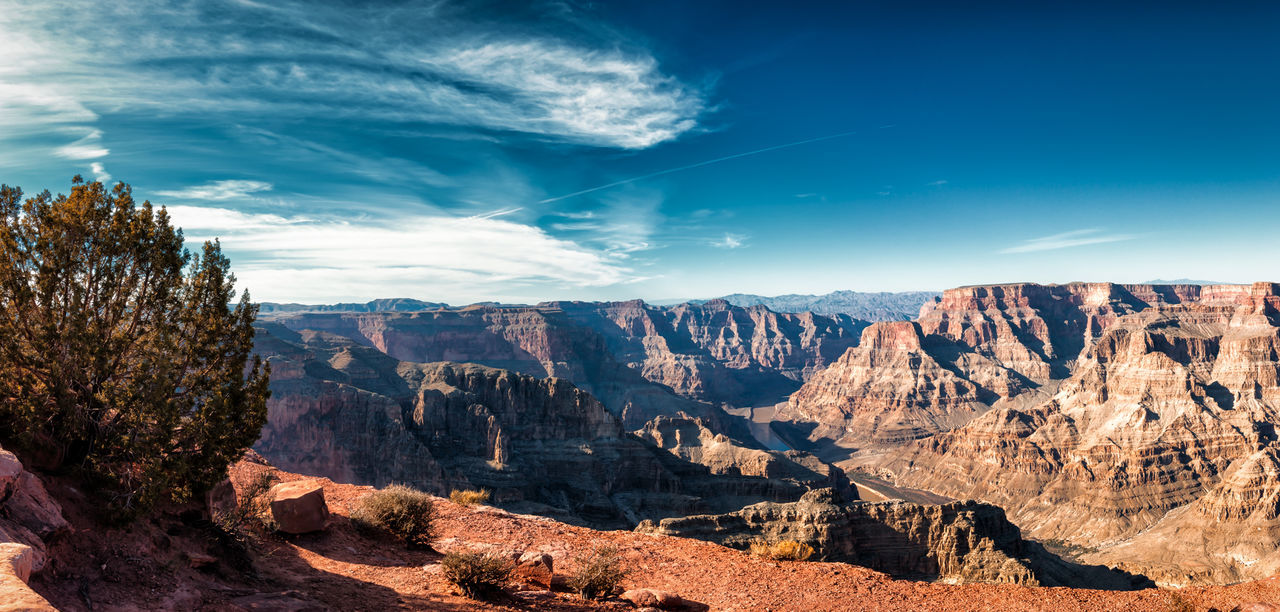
[567,544,628,600]
[449,489,490,506]
[213,470,278,536]
[350,484,435,547]
[749,538,814,561]
[0,177,269,517]
[440,551,514,599]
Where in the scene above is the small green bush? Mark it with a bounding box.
[567,544,628,600]
[350,484,435,547]
[449,489,491,506]
[440,551,514,599]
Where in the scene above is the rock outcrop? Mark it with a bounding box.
[254,327,854,529]
[635,415,854,500]
[871,282,1280,584]
[0,447,62,611]
[636,488,1149,589]
[269,481,330,534]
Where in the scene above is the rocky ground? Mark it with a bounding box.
[24,458,1280,611]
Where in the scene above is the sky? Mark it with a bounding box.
[2,0,1278,304]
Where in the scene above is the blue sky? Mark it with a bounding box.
[2,1,1278,303]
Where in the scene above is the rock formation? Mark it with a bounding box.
[547,299,864,407]
[260,306,751,434]
[868,282,1280,584]
[254,327,854,529]
[0,447,63,611]
[262,299,865,428]
[777,321,1029,451]
[778,282,1258,454]
[636,488,1150,589]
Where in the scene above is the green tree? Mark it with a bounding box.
[0,176,269,515]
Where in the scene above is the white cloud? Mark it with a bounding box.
[165,204,638,302]
[0,1,705,151]
[53,128,108,160]
[157,180,274,201]
[90,162,111,183]
[1000,228,1135,254]
[710,233,746,249]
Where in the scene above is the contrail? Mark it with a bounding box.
[538,129,860,204]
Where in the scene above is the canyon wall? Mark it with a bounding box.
[859,282,1280,584]
[254,326,855,529]
[636,487,1150,589]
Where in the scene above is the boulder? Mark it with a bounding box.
[269,481,329,534]
[0,450,21,500]
[0,542,56,612]
[5,472,68,540]
[621,588,685,610]
[515,551,554,586]
[0,543,34,583]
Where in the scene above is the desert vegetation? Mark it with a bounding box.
[449,488,491,506]
[440,550,515,599]
[350,484,436,547]
[567,543,628,600]
[750,538,815,561]
[0,177,269,517]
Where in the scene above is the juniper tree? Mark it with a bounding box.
[0,176,269,515]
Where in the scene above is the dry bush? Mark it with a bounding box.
[440,551,514,599]
[213,471,277,538]
[749,538,814,561]
[449,489,491,506]
[567,544,628,600]
[350,484,435,547]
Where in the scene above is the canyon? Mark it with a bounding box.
[780,281,1280,585]
[248,282,1280,588]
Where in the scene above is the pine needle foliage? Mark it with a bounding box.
[0,177,270,517]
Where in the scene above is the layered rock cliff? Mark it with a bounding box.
[254,327,854,528]
[547,299,864,407]
[264,300,865,430]
[778,282,1262,455]
[636,488,1149,589]
[263,306,758,434]
[871,282,1280,584]
[777,321,1030,450]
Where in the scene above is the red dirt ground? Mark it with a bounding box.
[27,457,1280,611]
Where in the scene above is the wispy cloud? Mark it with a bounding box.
[157,180,274,201]
[89,162,111,183]
[0,1,705,152]
[926,179,948,186]
[53,128,108,160]
[165,204,638,302]
[1000,228,1135,254]
[710,233,747,249]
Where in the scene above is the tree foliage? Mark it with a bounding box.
[0,176,269,515]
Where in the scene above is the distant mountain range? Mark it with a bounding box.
[698,290,941,321]
[257,298,452,314]
[1141,278,1228,285]
[259,291,942,321]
